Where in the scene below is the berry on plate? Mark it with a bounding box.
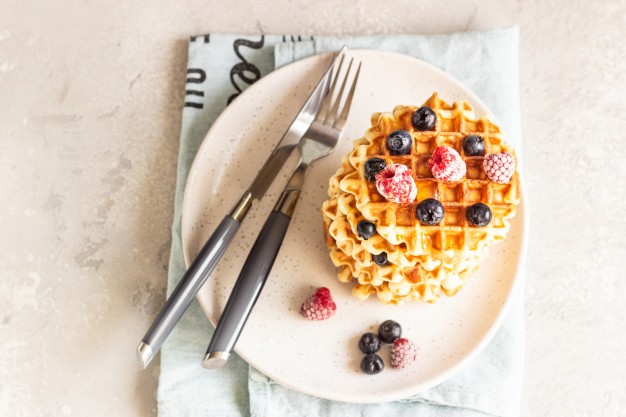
[300,287,337,321]
[356,220,376,240]
[372,252,390,266]
[386,130,412,156]
[360,353,385,375]
[390,338,418,369]
[378,319,402,343]
[483,152,515,183]
[463,134,485,156]
[415,198,445,226]
[358,332,382,354]
[364,157,387,181]
[412,106,437,131]
[374,164,417,205]
[466,203,492,227]
[428,146,466,182]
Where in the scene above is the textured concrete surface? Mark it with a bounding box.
[1,0,624,416]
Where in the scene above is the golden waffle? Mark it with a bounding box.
[323,191,484,304]
[321,92,521,303]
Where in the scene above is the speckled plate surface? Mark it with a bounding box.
[181,50,527,403]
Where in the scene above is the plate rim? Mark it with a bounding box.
[181,49,528,403]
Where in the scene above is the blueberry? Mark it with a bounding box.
[360,353,385,375]
[416,198,445,226]
[412,106,437,131]
[372,252,390,266]
[358,333,381,354]
[356,220,376,240]
[378,320,402,343]
[463,135,485,156]
[386,130,412,156]
[364,158,386,181]
[466,203,492,227]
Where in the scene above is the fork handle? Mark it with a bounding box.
[202,183,303,368]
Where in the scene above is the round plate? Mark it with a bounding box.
[182,50,527,403]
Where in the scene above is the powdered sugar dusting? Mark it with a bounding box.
[374,163,417,205]
[428,146,466,182]
[483,152,515,183]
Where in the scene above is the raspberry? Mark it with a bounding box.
[428,146,466,182]
[483,152,515,183]
[374,163,417,205]
[300,287,337,321]
[390,338,418,369]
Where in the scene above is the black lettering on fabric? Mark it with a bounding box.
[185,69,207,109]
[190,35,210,43]
[227,36,265,105]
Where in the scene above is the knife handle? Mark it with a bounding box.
[137,192,253,369]
[202,187,299,369]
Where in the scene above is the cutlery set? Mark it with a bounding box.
[137,47,360,370]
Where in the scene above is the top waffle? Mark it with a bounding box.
[333,92,520,258]
[321,93,521,303]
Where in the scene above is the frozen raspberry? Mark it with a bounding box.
[483,152,515,183]
[374,164,417,205]
[390,338,418,369]
[428,146,466,182]
[300,287,336,321]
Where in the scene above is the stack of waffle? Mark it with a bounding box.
[321,93,521,304]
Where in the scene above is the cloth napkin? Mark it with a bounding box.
[157,28,524,417]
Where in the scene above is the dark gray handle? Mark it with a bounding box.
[203,210,291,365]
[138,215,240,367]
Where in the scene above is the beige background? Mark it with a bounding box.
[1,0,625,416]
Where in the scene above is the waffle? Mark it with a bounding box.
[321,92,521,304]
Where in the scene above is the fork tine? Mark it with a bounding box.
[319,49,341,97]
[316,54,345,123]
[333,61,361,130]
[325,58,354,126]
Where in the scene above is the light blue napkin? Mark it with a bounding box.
[158,28,524,417]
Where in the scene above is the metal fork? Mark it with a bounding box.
[202,54,361,368]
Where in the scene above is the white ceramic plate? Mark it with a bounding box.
[182,50,527,403]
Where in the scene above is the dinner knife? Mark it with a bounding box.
[136,50,342,369]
